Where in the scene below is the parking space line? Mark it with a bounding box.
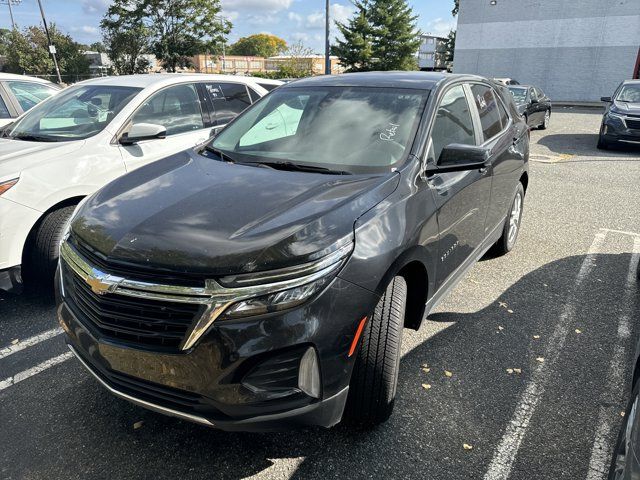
[483,231,607,480]
[0,327,63,360]
[585,237,640,480]
[600,228,640,238]
[0,351,72,392]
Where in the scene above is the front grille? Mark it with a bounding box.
[626,119,640,130]
[63,263,203,350]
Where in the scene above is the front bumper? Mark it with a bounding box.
[0,197,41,289]
[602,115,640,143]
[57,269,378,431]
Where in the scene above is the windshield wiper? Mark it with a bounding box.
[11,134,58,142]
[252,161,352,175]
[202,145,239,163]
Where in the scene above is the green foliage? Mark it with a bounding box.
[333,0,420,72]
[250,71,282,80]
[229,34,287,58]
[0,28,11,57]
[88,42,106,53]
[332,0,374,72]
[453,0,459,17]
[101,0,231,73]
[369,0,421,71]
[101,0,152,75]
[4,25,90,79]
[276,42,314,78]
[445,29,456,67]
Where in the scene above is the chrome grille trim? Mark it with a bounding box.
[59,240,351,350]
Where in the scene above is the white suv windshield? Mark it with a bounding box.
[210,86,428,174]
[7,85,141,142]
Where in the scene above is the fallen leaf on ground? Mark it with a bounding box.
[536,357,545,363]
[543,283,548,287]
[513,368,522,374]
[507,309,514,314]
[506,368,514,374]
[421,367,431,373]
[133,421,144,430]
[498,301,508,308]
[11,339,19,345]
[498,326,504,331]
[621,411,626,417]
[444,370,453,378]
[533,335,540,339]
[421,363,429,368]
[575,329,582,334]
[421,383,432,390]
[463,443,473,450]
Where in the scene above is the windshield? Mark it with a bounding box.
[209,86,429,174]
[7,85,141,142]
[508,87,528,104]
[616,84,640,103]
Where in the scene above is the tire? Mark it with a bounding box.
[492,182,525,256]
[523,114,528,127]
[539,109,550,130]
[608,381,640,479]
[343,276,407,427]
[24,205,76,288]
[597,133,611,150]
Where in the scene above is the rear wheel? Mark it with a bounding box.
[343,276,407,427]
[492,183,525,256]
[24,205,76,289]
[539,109,550,130]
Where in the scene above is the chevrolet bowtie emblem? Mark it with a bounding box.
[85,269,118,295]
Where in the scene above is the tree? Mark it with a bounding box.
[332,0,374,72]
[453,0,459,16]
[276,41,314,78]
[369,0,421,71]
[88,41,106,53]
[444,29,456,71]
[101,0,152,74]
[141,0,231,72]
[0,28,11,58]
[5,25,90,79]
[228,34,287,58]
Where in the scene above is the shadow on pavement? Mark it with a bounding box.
[2,253,639,480]
[535,133,640,158]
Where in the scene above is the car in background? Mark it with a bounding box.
[0,73,61,127]
[508,85,552,129]
[57,72,529,431]
[0,74,276,293]
[598,80,640,150]
[252,78,283,92]
[493,78,520,86]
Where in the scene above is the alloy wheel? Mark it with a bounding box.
[507,193,522,246]
[543,110,550,128]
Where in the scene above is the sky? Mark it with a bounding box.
[0,0,457,53]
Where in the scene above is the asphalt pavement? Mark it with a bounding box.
[1,107,640,480]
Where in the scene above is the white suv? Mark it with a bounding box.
[0,74,280,291]
[0,73,61,127]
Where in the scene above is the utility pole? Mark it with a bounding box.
[36,0,62,84]
[324,0,331,75]
[1,0,21,31]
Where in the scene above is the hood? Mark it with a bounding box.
[72,150,400,277]
[0,138,85,178]
[612,100,640,115]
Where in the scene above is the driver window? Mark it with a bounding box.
[429,85,476,163]
[130,83,204,136]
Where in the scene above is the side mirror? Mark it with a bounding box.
[530,98,539,104]
[119,123,166,145]
[427,144,490,174]
[601,96,612,103]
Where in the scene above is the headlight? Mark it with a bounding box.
[60,196,91,245]
[222,276,331,319]
[0,177,19,196]
[607,110,626,121]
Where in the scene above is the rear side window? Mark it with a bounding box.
[6,81,58,112]
[206,83,252,126]
[471,84,503,142]
[0,95,10,118]
[496,95,510,128]
[429,85,476,162]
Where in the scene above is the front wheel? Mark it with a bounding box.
[343,276,407,427]
[539,109,550,130]
[608,381,640,479]
[492,183,525,256]
[597,132,611,150]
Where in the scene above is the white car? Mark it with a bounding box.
[0,73,61,127]
[0,73,281,291]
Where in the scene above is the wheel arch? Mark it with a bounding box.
[520,171,529,193]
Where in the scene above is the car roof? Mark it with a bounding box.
[622,79,640,85]
[0,72,58,86]
[73,73,262,89]
[252,78,284,86]
[283,71,487,90]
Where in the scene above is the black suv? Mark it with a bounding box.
[57,72,529,431]
[598,80,640,150]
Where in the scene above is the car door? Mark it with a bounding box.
[426,83,492,289]
[118,82,210,172]
[469,83,525,235]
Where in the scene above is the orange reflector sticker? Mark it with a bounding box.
[348,316,368,357]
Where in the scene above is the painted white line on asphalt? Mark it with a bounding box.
[0,352,72,392]
[601,228,640,238]
[585,237,640,480]
[484,231,607,480]
[0,327,63,360]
